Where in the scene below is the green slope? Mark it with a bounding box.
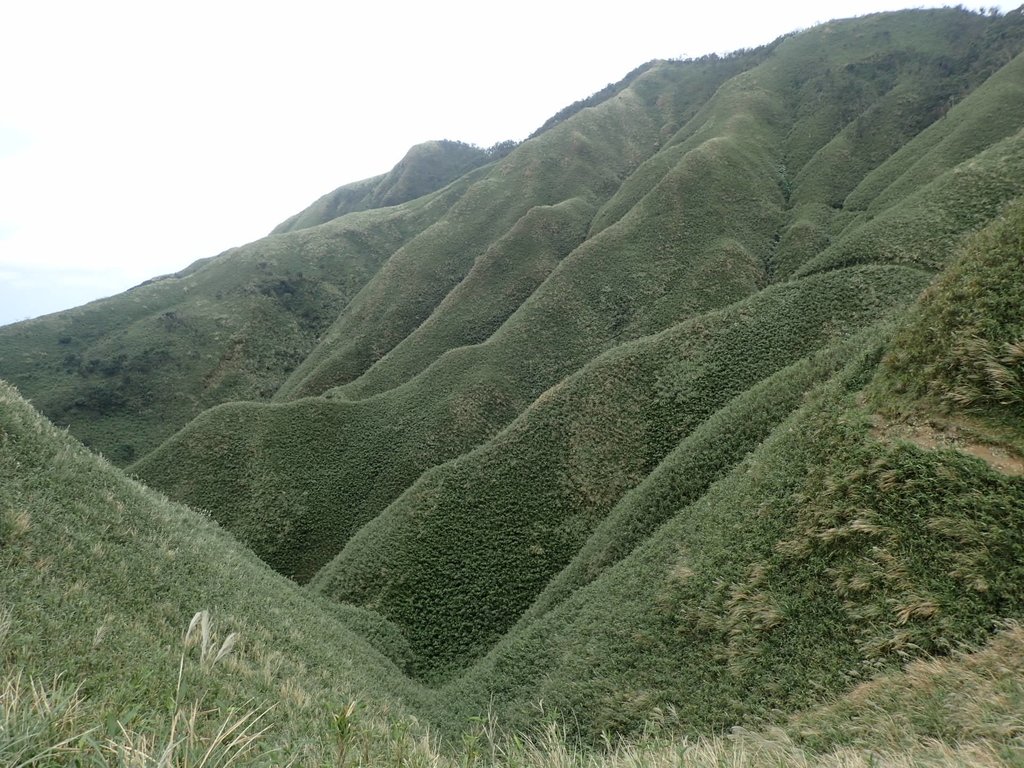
[272,56,765,401]
[0,178,473,464]
[447,369,1024,740]
[129,8,1024,590]
[319,9,1015,402]
[313,265,928,682]
[131,50,794,581]
[437,197,1024,740]
[2,11,1024,762]
[0,379,436,763]
[4,194,1024,761]
[871,196,1024,448]
[270,139,493,234]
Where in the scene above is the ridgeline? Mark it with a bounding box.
[2,7,1024,765]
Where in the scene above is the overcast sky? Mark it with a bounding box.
[0,1,1014,325]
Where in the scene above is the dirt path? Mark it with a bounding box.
[870,414,1024,477]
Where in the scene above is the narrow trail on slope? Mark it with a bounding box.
[870,413,1024,477]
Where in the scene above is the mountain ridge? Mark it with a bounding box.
[2,7,1024,764]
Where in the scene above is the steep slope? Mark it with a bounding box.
[3,9,1024,765]
[871,195,1024,446]
[272,56,766,402]
[270,139,493,234]
[130,9,1024,589]
[434,200,1024,740]
[290,9,1014,402]
[0,379,436,763]
[6,197,1024,758]
[3,10,1020,472]
[313,265,928,681]
[132,51,783,581]
[0,178,473,463]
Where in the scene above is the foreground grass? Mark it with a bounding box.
[0,377,441,763]
[4,627,1024,766]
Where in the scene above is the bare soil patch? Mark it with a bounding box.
[870,414,1024,477]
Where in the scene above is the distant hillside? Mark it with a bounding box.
[2,7,1024,765]
[270,139,494,234]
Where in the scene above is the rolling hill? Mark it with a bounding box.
[2,7,1024,765]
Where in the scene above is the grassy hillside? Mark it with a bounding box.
[270,139,493,234]
[4,9,1021,469]
[271,55,770,402]
[2,354,1024,765]
[130,48,793,582]
[3,8,1024,767]
[444,361,1024,739]
[0,380,438,764]
[126,8,1024,591]
[313,265,927,681]
[870,197,1024,447]
[431,196,1024,740]
[0,178,474,463]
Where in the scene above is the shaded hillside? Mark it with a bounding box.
[2,8,1024,763]
[312,265,928,681]
[871,195,1024,445]
[435,200,1024,740]
[4,370,1024,766]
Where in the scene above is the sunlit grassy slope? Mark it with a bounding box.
[3,8,1024,766]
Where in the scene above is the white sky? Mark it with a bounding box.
[0,1,1013,325]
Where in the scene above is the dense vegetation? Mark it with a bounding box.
[3,7,1024,765]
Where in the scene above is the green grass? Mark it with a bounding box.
[270,139,493,234]
[795,127,1024,277]
[7,636,1024,767]
[0,177,473,464]
[5,375,1024,764]
[3,8,1024,767]
[446,368,1024,741]
[313,265,927,682]
[0,379,438,763]
[272,52,778,402]
[870,197,1024,446]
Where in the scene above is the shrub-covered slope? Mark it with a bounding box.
[427,199,1024,739]
[444,263,1024,739]
[302,8,1022,402]
[127,9,1024,588]
[4,9,1021,468]
[4,190,1022,763]
[313,265,928,681]
[871,197,1024,446]
[2,11,1024,762]
[130,48,792,581]
[271,56,772,402]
